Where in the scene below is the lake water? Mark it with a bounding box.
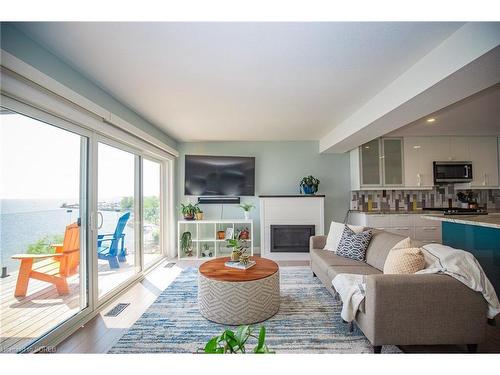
[0,199,135,273]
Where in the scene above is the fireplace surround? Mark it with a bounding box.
[260,195,325,260]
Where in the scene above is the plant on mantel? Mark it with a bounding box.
[202,325,272,354]
[299,175,320,195]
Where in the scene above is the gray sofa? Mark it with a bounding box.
[310,229,488,353]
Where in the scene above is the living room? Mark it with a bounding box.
[1,1,500,373]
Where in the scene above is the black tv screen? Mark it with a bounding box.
[185,155,255,196]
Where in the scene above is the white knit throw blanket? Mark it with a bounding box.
[332,243,500,322]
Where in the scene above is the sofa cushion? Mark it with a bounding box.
[327,264,381,280]
[336,226,373,261]
[310,248,365,273]
[324,221,364,252]
[365,229,407,271]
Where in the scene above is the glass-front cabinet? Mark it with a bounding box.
[361,138,382,186]
[382,138,403,186]
[358,137,403,188]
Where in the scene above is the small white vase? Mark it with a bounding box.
[244,211,250,220]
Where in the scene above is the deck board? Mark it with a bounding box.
[0,254,152,353]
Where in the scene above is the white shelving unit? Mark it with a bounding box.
[177,219,253,260]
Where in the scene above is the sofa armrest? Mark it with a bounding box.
[310,235,327,250]
[362,274,487,346]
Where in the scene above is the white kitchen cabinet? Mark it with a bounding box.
[347,212,441,244]
[403,137,440,188]
[468,137,499,188]
[403,136,498,189]
[449,137,470,161]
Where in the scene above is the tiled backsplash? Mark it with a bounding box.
[351,187,500,211]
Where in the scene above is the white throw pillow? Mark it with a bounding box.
[323,221,364,252]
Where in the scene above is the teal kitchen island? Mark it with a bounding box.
[422,213,500,294]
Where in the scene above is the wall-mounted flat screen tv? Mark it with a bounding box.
[185,155,255,196]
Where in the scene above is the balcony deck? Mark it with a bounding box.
[0,254,159,353]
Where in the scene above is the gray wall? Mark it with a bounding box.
[0,22,178,149]
[177,141,351,247]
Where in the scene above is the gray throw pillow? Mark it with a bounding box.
[336,225,373,262]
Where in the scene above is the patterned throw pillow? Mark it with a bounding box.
[383,246,425,274]
[336,225,373,262]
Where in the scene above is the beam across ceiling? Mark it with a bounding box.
[319,22,500,153]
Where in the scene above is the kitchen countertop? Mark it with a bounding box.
[351,209,500,215]
[350,210,445,215]
[421,213,500,229]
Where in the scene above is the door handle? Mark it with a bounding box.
[97,212,103,229]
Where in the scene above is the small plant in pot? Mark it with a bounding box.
[299,175,320,195]
[239,203,254,220]
[180,231,193,256]
[226,237,246,261]
[238,227,250,240]
[181,203,198,220]
[194,205,204,220]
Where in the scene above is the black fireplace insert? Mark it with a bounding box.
[270,225,315,253]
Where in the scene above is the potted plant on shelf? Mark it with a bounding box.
[299,175,320,195]
[181,203,198,220]
[194,205,204,220]
[239,203,254,220]
[238,227,250,240]
[180,231,193,257]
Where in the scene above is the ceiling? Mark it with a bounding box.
[388,84,500,137]
[15,22,464,142]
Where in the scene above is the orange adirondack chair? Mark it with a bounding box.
[11,222,80,297]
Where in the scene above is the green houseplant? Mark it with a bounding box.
[299,175,320,195]
[202,325,272,354]
[181,203,198,220]
[226,237,246,261]
[194,205,204,220]
[239,203,254,220]
[180,231,193,256]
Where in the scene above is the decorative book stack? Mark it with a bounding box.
[224,260,257,270]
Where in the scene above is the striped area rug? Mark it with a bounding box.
[109,267,401,353]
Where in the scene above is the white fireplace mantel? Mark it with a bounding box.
[259,195,325,260]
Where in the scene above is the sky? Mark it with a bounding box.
[1,112,160,201]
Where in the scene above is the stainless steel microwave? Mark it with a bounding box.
[433,161,473,183]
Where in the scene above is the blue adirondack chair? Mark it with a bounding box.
[97,212,130,269]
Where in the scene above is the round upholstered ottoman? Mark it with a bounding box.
[198,257,280,325]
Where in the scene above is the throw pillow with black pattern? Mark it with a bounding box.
[336,225,373,262]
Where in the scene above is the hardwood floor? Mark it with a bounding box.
[53,257,500,354]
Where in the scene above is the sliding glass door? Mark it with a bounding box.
[97,141,138,299]
[0,92,171,352]
[0,108,89,353]
[142,158,163,268]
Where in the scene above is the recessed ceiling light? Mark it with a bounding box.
[365,146,370,149]
[413,145,421,149]
[426,118,436,123]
